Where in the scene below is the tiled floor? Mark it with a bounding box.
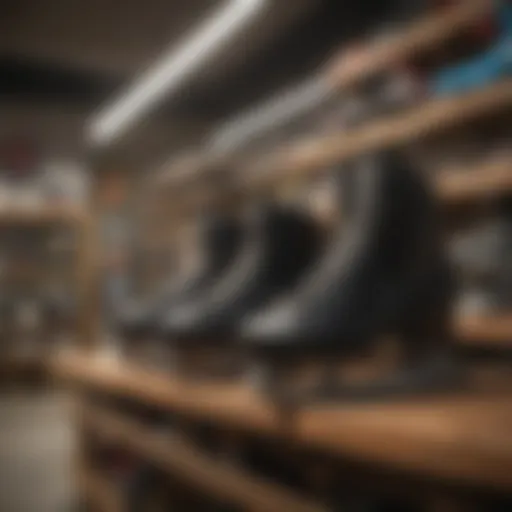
[0,390,76,512]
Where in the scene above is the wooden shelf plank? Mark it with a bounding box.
[155,82,512,201]
[456,314,512,348]
[275,154,512,210]
[0,205,87,226]
[246,79,512,188]
[82,405,328,512]
[438,156,512,205]
[78,468,122,512]
[154,152,226,189]
[325,0,491,90]
[53,353,512,491]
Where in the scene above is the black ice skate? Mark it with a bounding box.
[241,153,460,406]
[116,212,241,363]
[160,203,321,379]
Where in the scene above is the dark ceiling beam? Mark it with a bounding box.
[0,56,115,104]
[0,0,315,79]
[0,0,215,77]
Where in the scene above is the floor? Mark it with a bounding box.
[0,388,75,512]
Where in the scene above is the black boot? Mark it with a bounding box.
[160,203,322,377]
[116,212,241,353]
[241,153,458,404]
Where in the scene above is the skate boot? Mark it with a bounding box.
[116,212,241,365]
[161,203,322,379]
[241,153,459,406]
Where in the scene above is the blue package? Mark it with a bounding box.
[430,35,512,96]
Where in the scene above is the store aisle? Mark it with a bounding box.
[0,390,76,512]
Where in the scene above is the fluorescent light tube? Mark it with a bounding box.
[88,0,266,146]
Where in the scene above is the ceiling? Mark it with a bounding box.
[0,0,400,165]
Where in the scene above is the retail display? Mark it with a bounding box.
[44,1,512,510]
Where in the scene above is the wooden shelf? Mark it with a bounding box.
[324,0,491,90]
[155,80,512,203]
[156,0,491,188]
[456,314,512,349]
[82,405,327,512]
[78,468,121,512]
[285,155,512,216]
[53,352,512,492]
[154,152,225,190]
[246,79,512,188]
[438,156,512,205]
[149,153,512,227]
[0,205,87,226]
